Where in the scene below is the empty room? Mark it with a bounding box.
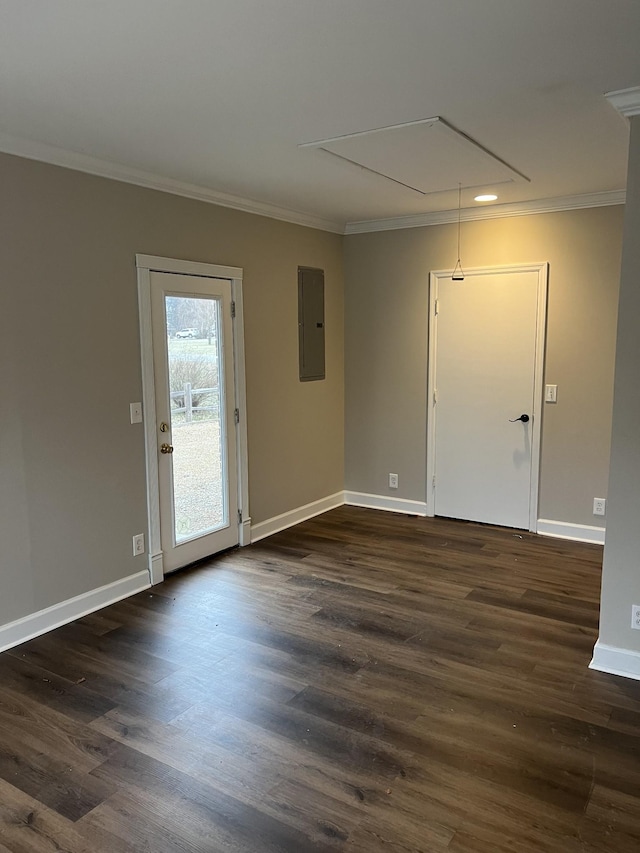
[2,2,640,851]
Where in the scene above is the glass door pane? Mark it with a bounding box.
[165,295,227,544]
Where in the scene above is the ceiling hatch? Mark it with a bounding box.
[300,117,529,196]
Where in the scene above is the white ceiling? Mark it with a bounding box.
[1,0,639,232]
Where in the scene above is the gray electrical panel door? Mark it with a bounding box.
[298,267,325,381]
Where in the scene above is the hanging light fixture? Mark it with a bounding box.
[452,182,465,281]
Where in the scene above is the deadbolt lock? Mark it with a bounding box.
[159,422,169,433]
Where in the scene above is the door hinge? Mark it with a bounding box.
[238,509,243,524]
[234,408,240,424]
[433,388,438,404]
[434,298,439,316]
[231,301,236,318]
[432,475,436,489]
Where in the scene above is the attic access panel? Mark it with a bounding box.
[301,117,528,196]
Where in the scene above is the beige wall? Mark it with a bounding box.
[599,116,640,652]
[344,206,623,527]
[0,153,344,628]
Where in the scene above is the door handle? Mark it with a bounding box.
[509,414,530,423]
[160,443,174,454]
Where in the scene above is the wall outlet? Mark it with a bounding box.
[132,533,145,556]
[593,498,606,516]
[632,605,640,630]
[389,473,399,489]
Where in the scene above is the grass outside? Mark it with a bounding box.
[168,338,218,359]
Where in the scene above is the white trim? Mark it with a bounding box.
[0,131,627,239]
[136,265,162,584]
[300,116,442,148]
[529,264,548,532]
[136,254,243,280]
[231,279,251,546]
[426,263,548,533]
[250,493,345,543]
[344,491,427,516]
[344,190,626,234]
[0,130,627,238]
[606,86,640,118]
[426,272,438,520]
[149,553,164,586]
[240,518,252,546]
[136,254,249,582]
[537,519,605,545]
[0,131,343,234]
[0,571,150,654]
[589,640,640,681]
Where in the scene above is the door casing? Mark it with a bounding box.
[426,262,548,532]
[136,254,250,585]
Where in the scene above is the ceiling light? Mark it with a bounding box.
[474,193,498,202]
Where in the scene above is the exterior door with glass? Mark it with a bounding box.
[150,271,238,572]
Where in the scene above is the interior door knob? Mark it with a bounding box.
[509,414,530,423]
[160,443,174,454]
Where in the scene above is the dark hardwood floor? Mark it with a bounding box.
[1,506,640,852]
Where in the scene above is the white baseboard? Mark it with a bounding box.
[239,518,252,547]
[0,570,151,654]
[148,552,164,585]
[250,492,345,543]
[589,639,640,681]
[344,491,428,516]
[537,518,605,545]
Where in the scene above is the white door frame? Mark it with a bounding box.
[136,254,250,585]
[426,262,548,533]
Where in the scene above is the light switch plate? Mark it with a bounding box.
[545,384,558,403]
[130,402,143,424]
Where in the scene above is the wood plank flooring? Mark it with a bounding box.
[1,506,640,851]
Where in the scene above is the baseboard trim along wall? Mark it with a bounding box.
[537,518,605,545]
[590,640,640,681]
[250,492,345,543]
[344,491,428,516]
[0,570,151,654]
[0,509,607,654]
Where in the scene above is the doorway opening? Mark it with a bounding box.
[427,263,548,531]
[137,254,249,583]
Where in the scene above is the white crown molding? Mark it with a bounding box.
[344,190,626,234]
[0,131,344,235]
[606,86,640,118]
[0,131,627,238]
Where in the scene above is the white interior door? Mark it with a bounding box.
[428,265,547,531]
[150,271,239,572]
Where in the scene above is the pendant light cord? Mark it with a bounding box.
[457,182,461,265]
[452,183,464,280]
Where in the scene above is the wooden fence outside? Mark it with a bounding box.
[170,382,219,422]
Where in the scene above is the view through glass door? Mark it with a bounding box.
[150,272,239,572]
